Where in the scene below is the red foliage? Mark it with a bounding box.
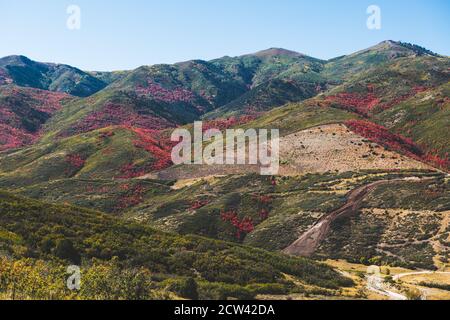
[189,200,209,211]
[381,86,428,110]
[345,120,422,157]
[117,127,175,178]
[131,128,174,170]
[253,195,272,204]
[0,124,36,151]
[259,209,269,220]
[0,87,69,151]
[117,184,145,210]
[326,92,380,116]
[345,120,449,170]
[201,116,256,132]
[65,103,173,136]
[326,86,430,116]
[99,131,115,139]
[422,153,450,170]
[136,80,196,104]
[220,210,254,239]
[65,154,86,169]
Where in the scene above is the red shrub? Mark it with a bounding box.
[65,103,172,136]
[345,120,422,158]
[0,124,37,151]
[136,80,196,104]
[202,116,256,132]
[65,154,86,169]
[326,92,380,116]
[345,120,449,170]
[131,128,174,171]
[189,200,209,211]
[259,209,269,220]
[117,184,145,210]
[220,210,255,239]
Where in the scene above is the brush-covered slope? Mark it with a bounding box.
[0,190,353,299]
[373,82,450,160]
[206,41,448,118]
[20,170,444,270]
[8,169,446,271]
[323,55,449,117]
[0,126,175,187]
[0,85,73,150]
[204,49,326,118]
[0,55,107,97]
[39,49,327,140]
[0,41,448,180]
[314,175,449,270]
[128,171,448,270]
[211,48,326,88]
[37,61,249,141]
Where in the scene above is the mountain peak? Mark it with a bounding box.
[250,48,305,58]
[360,40,439,57]
[0,55,34,67]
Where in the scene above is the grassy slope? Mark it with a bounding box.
[0,190,352,299]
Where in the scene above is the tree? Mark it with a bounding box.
[179,278,199,300]
[54,239,81,265]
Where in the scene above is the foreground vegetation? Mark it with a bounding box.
[0,190,353,300]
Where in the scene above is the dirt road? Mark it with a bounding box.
[283,176,433,257]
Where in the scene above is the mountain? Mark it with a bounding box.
[0,55,107,97]
[0,41,447,181]
[0,41,449,300]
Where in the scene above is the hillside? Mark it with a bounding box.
[0,55,107,97]
[0,190,352,299]
[3,168,447,270]
[373,83,450,160]
[0,85,73,151]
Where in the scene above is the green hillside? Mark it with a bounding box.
[0,190,352,300]
[374,82,450,159]
[0,55,107,97]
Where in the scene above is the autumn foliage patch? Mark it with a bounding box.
[326,86,429,116]
[189,200,210,211]
[345,120,449,170]
[220,210,255,240]
[326,92,380,116]
[117,127,175,178]
[65,103,173,136]
[117,184,146,210]
[0,87,69,150]
[136,80,196,104]
[201,115,256,132]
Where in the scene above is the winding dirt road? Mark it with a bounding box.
[283,176,433,257]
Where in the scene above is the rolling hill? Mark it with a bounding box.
[0,190,353,299]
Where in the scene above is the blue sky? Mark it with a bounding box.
[0,0,448,71]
